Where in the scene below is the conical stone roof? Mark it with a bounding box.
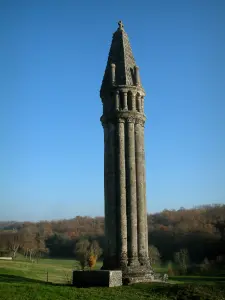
[100,21,142,98]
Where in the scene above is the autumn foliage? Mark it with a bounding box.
[88,255,97,270]
[0,204,224,266]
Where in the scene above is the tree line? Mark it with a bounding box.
[0,204,224,271]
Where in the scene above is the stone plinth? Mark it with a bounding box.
[72,270,122,287]
[122,267,168,285]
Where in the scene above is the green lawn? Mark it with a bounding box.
[0,258,225,300]
[170,275,225,284]
[0,257,102,284]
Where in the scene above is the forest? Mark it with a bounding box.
[0,204,225,273]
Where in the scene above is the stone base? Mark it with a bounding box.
[122,265,168,285]
[72,270,122,287]
[123,272,168,285]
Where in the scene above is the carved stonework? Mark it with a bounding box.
[115,90,120,111]
[99,21,162,284]
[117,117,125,124]
[135,118,145,127]
[127,116,135,123]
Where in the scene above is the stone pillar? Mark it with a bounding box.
[111,63,116,84]
[141,96,144,113]
[141,124,149,259]
[117,118,127,267]
[131,92,136,111]
[123,92,128,110]
[107,122,117,267]
[135,66,140,86]
[126,117,139,266]
[103,122,109,268]
[136,94,141,112]
[135,118,148,265]
[115,91,120,111]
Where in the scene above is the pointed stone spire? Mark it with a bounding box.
[100,21,144,98]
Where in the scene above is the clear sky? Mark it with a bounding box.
[0,0,225,222]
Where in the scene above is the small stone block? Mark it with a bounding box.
[72,270,122,287]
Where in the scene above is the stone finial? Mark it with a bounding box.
[111,63,116,84]
[135,66,140,85]
[100,21,145,96]
[118,20,124,31]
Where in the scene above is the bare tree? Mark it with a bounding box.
[6,231,24,258]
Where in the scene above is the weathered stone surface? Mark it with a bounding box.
[122,264,168,285]
[72,270,122,287]
[126,118,139,266]
[117,119,127,267]
[135,122,148,265]
[100,21,165,284]
[100,21,137,99]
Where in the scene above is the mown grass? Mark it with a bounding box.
[170,275,225,285]
[0,258,225,300]
[0,257,102,284]
[0,281,169,300]
[0,279,225,300]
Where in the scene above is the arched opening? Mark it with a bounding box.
[119,91,124,110]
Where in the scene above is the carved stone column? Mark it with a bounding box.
[135,66,140,86]
[117,118,127,267]
[111,63,116,84]
[126,117,139,266]
[123,91,128,110]
[115,91,120,111]
[141,96,144,113]
[107,122,117,267]
[136,94,141,112]
[102,121,109,268]
[141,124,149,259]
[131,92,136,111]
[135,118,147,265]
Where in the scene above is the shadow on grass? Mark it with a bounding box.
[0,274,45,284]
[131,282,170,295]
[131,281,225,300]
[170,276,225,283]
[0,274,73,287]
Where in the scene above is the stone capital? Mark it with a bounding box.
[135,118,145,127]
[131,91,137,98]
[119,88,129,93]
[136,93,141,99]
[127,116,135,124]
[117,118,125,124]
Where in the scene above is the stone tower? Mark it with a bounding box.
[100,21,154,284]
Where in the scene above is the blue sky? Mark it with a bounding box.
[0,0,225,221]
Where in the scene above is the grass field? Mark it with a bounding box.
[0,258,225,300]
[0,257,103,284]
